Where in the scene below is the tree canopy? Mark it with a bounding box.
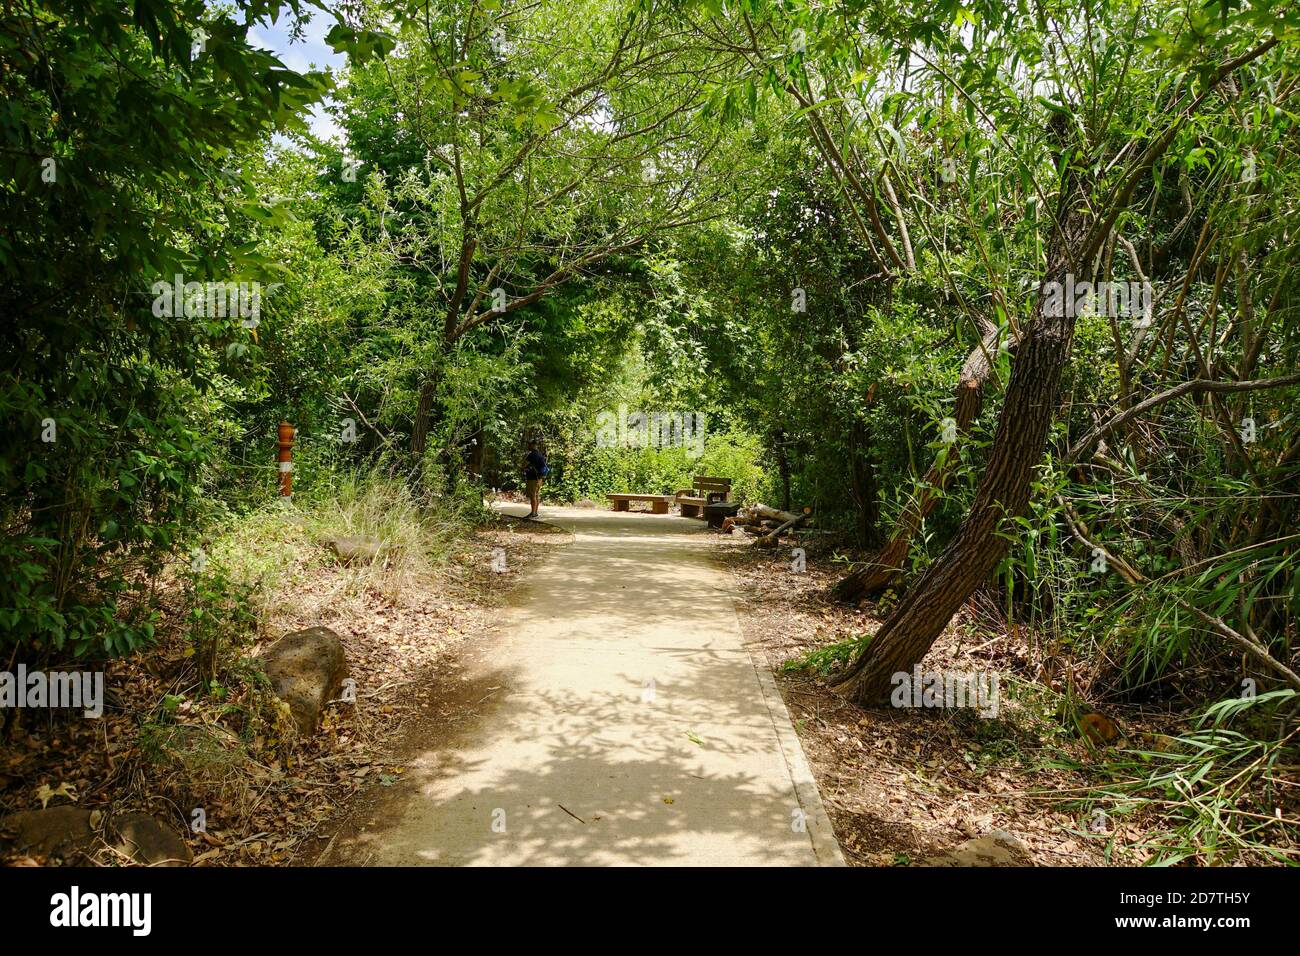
[3,0,1300,866]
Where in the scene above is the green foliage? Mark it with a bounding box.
[2,0,1298,870]
[781,636,869,677]
[0,0,337,659]
[545,423,774,505]
[182,565,259,694]
[1059,718,1299,866]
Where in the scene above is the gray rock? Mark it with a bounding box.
[922,829,1033,867]
[0,806,98,862]
[111,811,192,866]
[260,626,348,735]
[324,534,384,564]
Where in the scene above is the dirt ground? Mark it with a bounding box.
[302,507,1116,868]
[712,531,1115,866]
[305,504,840,866]
[0,510,569,867]
[8,500,1286,867]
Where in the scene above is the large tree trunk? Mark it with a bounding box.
[833,319,1001,602]
[832,294,1079,703]
[833,149,1090,704]
[828,44,1266,704]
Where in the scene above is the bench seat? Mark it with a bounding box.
[676,495,707,518]
[607,493,672,514]
[675,476,732,519]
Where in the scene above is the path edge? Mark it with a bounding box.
[727,595,847,867]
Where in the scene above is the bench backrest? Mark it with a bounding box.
[693,476,731,493]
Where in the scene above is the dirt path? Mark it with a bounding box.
[318,505,843,866]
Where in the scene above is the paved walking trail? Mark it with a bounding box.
[321,505,843,866]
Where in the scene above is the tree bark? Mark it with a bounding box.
[410,371,440,460]
[832,142,1090,704]
[832,293,1079,703]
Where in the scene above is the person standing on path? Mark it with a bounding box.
[523,439,547,518]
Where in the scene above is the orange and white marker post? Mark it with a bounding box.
[277,421,295,499]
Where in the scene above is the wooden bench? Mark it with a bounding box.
[607,493,673,514]
[675,476,732,519]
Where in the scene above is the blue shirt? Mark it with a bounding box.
[525,449,546,480]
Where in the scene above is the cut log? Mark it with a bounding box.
[754,506,810,548]
[727,507,763,528]
[750,503,804,524]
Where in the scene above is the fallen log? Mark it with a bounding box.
[750,503,804,524]
[752,503,810,548]
[724,506,763,531]
[755,515,807,547]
